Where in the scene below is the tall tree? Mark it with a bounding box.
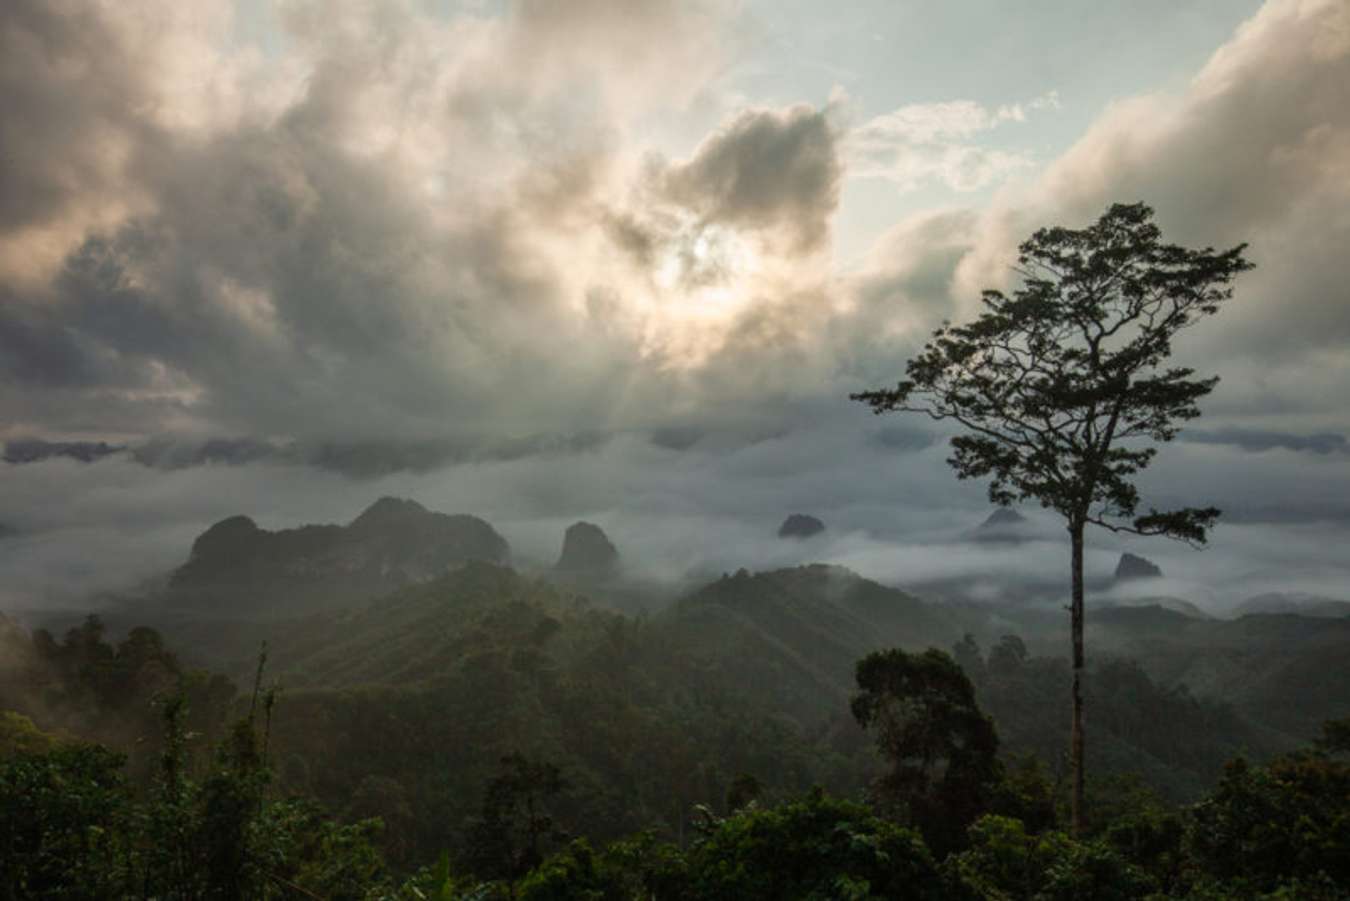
[852,202,1251,834]
[464,753,570,886]
[851,648,1002,855]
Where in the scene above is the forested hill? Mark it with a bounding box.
[196,563,1288,830]
[1087,605,1350,740]
[654,565,959,727]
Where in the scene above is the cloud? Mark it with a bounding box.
[660,104,843,254]
[851,0,1350,522]
[0,0,744,446]
[0,0,854,452]
[1023,0,1350,371]
[1183,428,1350,456]
[847,92,1059,193]
[6,427,1349,615]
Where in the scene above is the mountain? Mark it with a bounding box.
[971,508,1032,543]
[1085,605,1350,741]
[1235,592,1350,619]
[2,438,123,464]
[1102,596,1211,619]
[555,522,619,575]
[165,497,509,615]
[248,558,1297,828]
[244,562,872,861]
[268,561,581,688]
[264,560,960,728]
[777,514,826,539]
[1114,552,1163,581]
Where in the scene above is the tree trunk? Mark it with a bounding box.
[1069,521,1086,837]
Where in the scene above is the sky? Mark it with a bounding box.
[2,0,1349,613]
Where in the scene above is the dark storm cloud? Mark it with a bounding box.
[2,431,617,478]
[0,0,148,239]
[661,104,842,253]
[0,1,842,457]
[130,437,290,470]
[0,294,115,389]
[0,4,649,444]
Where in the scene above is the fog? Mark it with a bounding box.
[5,415,1349,617]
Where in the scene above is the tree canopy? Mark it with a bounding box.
[852,648,1002,855]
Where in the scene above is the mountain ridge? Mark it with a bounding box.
[166,497,510,615]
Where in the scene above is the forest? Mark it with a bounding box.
[3,552,1349,899]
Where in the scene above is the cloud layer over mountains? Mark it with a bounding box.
[2,0,1349,608]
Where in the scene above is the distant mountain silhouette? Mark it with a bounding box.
[1115,552,1163,581]
[777,514,826,539]
[2,438,123,464]
[971,507,1031,543]
[1111,595,1211,619]
[1235,592,1350,619]
[555,522,619,575]
[166,497,508,614]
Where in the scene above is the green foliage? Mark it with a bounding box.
[1186,753,1350,894]
[516,839,633,901]
[464,753,571,884]
[852,648,1002,854]
[969,640,1274,803]
[253,799,389,901]
[682,789,941,900]
[6,625,1350,901]
[945,815,1156,900]
[0,743,130,900]
[4,615,237,785]
[264,565,872,865]
[1316,717,1350,757]
[725,772,762,812]
[495,791,946,900]
[0,675,393,900]
[0,709,60,756]
[393,850,473,901]
[1085,775,1185,893]
[7,582,1350,898]
[989,755,1058,836]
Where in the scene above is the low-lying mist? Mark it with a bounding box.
[4,417,1349,619]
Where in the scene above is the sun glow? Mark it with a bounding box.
[652,222,760,318]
